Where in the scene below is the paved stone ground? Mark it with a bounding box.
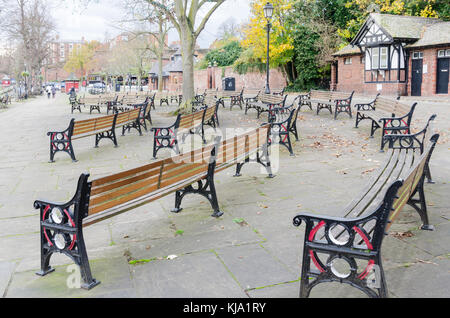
[0,92,448,298]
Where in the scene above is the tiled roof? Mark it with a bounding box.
[332,44,361,56]
[406,22,450,48]
[370,13,441,40]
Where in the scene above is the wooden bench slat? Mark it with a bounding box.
[343,149,400,218]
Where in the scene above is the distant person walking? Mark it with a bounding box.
[51,85,56,98]
[46,85,51,99]
[69,87,76,98]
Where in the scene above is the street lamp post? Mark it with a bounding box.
[263,2,274,94]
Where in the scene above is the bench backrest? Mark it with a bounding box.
[216,89,242,98]
[177,108,206,131]
[72,114,116,139]
[259,94,286,105]
[71,108,140,139]
[86,142,216,219]
[82,125,270,225]
[114,108,141,128]
[216,124,270,172]
[373,96,399,113]
[79,96,100,104]
[330,91,353,100]
[244,88,260,96]
[387,133,439,231]
[310,90,332,101]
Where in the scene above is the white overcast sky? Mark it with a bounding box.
[52,0,251,48]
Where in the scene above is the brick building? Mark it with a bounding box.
[331,13,450,97]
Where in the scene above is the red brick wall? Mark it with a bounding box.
[407,46,450,96]
[194,66,287,91]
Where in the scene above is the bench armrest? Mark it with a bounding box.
[383,114,437,151]
[354,101,375,111]
[297,92,310,100]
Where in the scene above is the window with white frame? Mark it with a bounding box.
[437,49,450,57]
[371,47,379,69]
[412,51,423,59]
[344,57,352,65]
[380,47,388,68]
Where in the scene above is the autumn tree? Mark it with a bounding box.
[338,0,448,40]
[64,40,101,81]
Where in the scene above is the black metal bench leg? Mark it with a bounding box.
[48,132,77,162]
[407,178,434,231]
[76,230,101,290]
[170,178,223,218]
[370,120,379,138]
[355,113,361,128]
[425,164,434,184]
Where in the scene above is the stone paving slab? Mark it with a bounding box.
[0,93,449,298]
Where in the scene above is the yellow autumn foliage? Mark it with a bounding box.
[241,0,294,67]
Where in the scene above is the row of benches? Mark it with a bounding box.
[243,90,419,155]
[49,97,220,162]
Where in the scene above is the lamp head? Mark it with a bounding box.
[263,2,274,20]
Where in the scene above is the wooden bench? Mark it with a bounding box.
[216,88,244,110]
[293,115,439,298]
[47,108,142,162]
[151,103,218,159]
[121,97,152,134]
[151,91,169,107]
[77,96,103,114]
[34,124,273,289]
[267,104,301,156]
[245,93,287,119]
[354,94,417,151]
[243,88,260,106]
[302,90,355,119]
[168,90,183,105]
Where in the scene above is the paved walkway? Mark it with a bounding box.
[0,92,448,298]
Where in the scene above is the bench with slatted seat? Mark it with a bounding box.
[168,89,183,105]
[292,115,439,298]
[78,95,102,114]
[301,90,354,119]
[121,97,152,135]
[153,91,170,107]
[216,88,244,110]
[69,95,81,113]
[245,93,287,119]
[47,108,142,162]
[243,88,260,107]
[151,104,218,159]
[266,104,301,156]
[355,94,417,151]
[33,124,273,289]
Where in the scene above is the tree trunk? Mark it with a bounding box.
[179,29,195,113]
[158,51,163,91]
